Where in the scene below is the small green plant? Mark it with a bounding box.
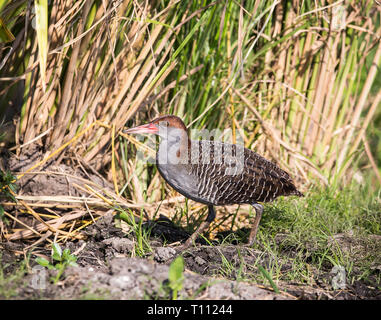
[115,207,152,257]
[0,205,5,223]
[36,243,78,284]
[164,256,185,300]
[0,169,17,223]
[0,168,17,197]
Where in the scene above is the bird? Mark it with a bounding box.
[124,115,303,248]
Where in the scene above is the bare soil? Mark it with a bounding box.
[1,214,381,299]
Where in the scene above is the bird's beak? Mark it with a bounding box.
[124,123,159,135]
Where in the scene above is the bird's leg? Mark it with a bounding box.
[182,205,216,249]
[247,203,263,246]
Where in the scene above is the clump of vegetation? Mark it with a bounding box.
[213,180,380,293]
[0,253,27,299]
[36,243,78,284]
[0,169,17,221]
[0,169,17,199]
[115,207,153,257]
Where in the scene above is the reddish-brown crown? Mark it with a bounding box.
[151,115,188,132]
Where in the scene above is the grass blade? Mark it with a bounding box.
[258,265,280,294]
[0,17,15,42]
[34,0,48,92]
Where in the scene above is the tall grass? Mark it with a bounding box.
[0,0,380,204]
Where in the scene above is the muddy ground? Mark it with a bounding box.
[0,147,380,300]
[1,213,380,300]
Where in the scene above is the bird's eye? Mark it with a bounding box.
[160,121,169,127]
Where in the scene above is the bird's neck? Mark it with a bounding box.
[157,131,191,165]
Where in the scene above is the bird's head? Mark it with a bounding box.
[124,115,189,145]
